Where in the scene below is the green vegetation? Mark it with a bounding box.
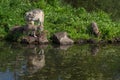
[64,0,120,21]
[0,0,120,41]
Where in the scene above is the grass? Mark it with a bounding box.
[0,0,120,41]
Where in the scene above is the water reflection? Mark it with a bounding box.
[90,44,100,56]
[0,43,47,80]
[0,43,120,80]
[25,47,45,75]
[0,69,15,80]
[52,44,72,50]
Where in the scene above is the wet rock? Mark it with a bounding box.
[76,38,98,44]
[6,26,25,41]
[37,31,49,44]
[87,39,98,44]
[107,39,115,44]
[10,26,24,34]
[21,36,37,44]
[11,24,48,44]
[51,32,74,45]
[91,22,100,37]
[75,39,87,44]
[99,40,106,44]
[21,31,49,44]
[115,37,120,42]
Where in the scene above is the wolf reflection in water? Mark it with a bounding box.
[26,48,45,74]
[24,47,45,75]
[0,47,45,80]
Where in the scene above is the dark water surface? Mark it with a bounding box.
[0,42,120,80]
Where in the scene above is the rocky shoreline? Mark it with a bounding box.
[75,38,120,44]
[2,22,120,45]
[8,27,120,45]
[4,22,120,45]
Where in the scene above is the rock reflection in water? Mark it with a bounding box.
[52,44,72,50]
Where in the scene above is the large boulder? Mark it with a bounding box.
[51,32,74,45]
[37,31,49,44]
[9,24,48,44]
[6,26,24,41]
[21,36,37,44]
[10,26,24,34]
[21,31,48,44]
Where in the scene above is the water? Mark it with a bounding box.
[0,42,120,80]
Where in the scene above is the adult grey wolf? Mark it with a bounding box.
[25,9,44,37]
[25,9,44,29]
